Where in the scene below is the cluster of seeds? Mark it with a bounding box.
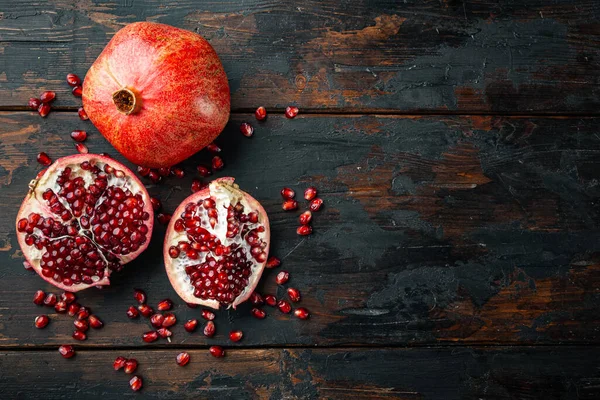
[280,186,323,235]
[27,74,86,119]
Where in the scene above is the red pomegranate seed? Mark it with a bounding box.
[229,330,243,342]
[162,313,176,327]
[196,165,212,177]
[251,308,266,319]
[201,309,216,321]
[285,106,299,119]
[28,98,41,110]
[212,156,224,171]
[114,356,127,370]
[137,166,150,177]
[282,199,298,211]
[76,307,90,320]
[138,304,154,318]
[126,306,139,319]
[209,346,225,358]
[35,315,49,328]
[150,197,162,212]
[74,319,89,332]
[38,103,51,117]
[133,289,147,304]
[304,187,317,201]
[171,167,185,178]
[150,314,164,328]
[277,300,292,314]
[266,256,281,269]
[129,376,143,392]
[287,287,301,302]
[158,166,171,177]
[124,358,138,374]
[191,179,206,193]
[89,315,103,329]
[75,143,89,154]
[276,271,289,285]
[33,290,46,305]
[255,106,267,121]
[43,293,57,306]
[72,86,83,97]
[281,187,295,199]
[157,299,173,311]
[60,292,76,304]
[299,211,312,225]
[66,73,81,87]
[176,352,190,366]
[184,319,198,332]
[78,107,89,120]
[203,321,216,337]
[250,292,264,306]
[40,91,56,103]
[206,143,221,153]
[297,225,313,236]
[264,294,277,307]
[148,170,161,183]
[142,331,159,343]
[37,152,52,166]
[294,307,310,319]
[157,213,171,224]
[309,198,323,211]
[68,303,81,317]
[240,122,254,137]
[157,327,172,339]
[168,246,180,258]
[58,345,75,359]
[72,330,87,341]
[70,130,87,142]
[55,300,67,313]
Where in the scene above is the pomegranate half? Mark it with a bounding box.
[82,22,230,168]
[16,154,154,291]
[164,178,270,309]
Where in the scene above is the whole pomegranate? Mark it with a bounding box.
[82,22,230,168]
[164,178,269,309]
[16,154,154,291]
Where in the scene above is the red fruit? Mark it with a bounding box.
[35,315,49,328]
[55,300,67,313]
[158,167,171,177]
[282,200,298,211]
[294,307,310,319]
[203,320,216,337]
[129,376,143,391]
[67,73,81,87]
[138,304,154,318]
[157,327,172,338]
[212,156,224,171]
[70,130,87,142]
[163,178,271,310]
[277,300,291,314]
[304,187,317,201]
[196,165,212,177]
[276,271,289,285]
[229,330,243,342]
[287,288,301,302]
[285,106,299,119]
[251,307,266,319]
[28,98,41,110]
[78,107,89,120]
[82,22,230,168]
[254,106,267,121]
[201,309,216,321]
[58,345,75,358]
[37,152,52,166]
[60,292,76,304]
[44,293,57,307]
[157,299,173,311]
[240,122,254,138]
[176,352,190,366]
[33,290,45,305]
[150,314,164,328]
[124,359,138,374]
[191,179,206,193]
[157,213,172,224]
[38,103,51,117]
[137,166,150,177]
[72,330,87,341]
[209,346,225,358]
[266,256,281,269]
[162,313,176,327]
[126,306,139,319]
[184,319,198,332]
[206,143,221,153]
[264,294,277,307]
[142,331,159,343]
[68,303,81,317]
[89,315,103,329]
[250,292,264,306]
[309,198,324,211]
[76,307,90,320]
[16,154,154,291]
[171,167,185,178]
[281,188,295,199]
[133,288,147,304]
[297,225,313,236]
[150,197,162,212]
[72,86,83,97]
[75,143,89,154]
[149,170,161,183]
[299,211,312,225]
[40,91,56,103]
[74,319,89,332]
[114,356,127,370]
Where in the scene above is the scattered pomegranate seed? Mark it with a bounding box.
[209,346,225,358]
[229,330,243,342]
[37,152,52,166]
[212,156,224,171]
[38,103,51,117]
[72,86,83,97]
[277,300,292,314]
[78,107,89,120]
[157,299,173,311]
[304,187,317,201]
[142,331,159,343]
[55,301,67,313]
[58,345,75,359]
[309,198,323,211]
[196,165,212,177]
[282,199,298,211]
[171,167,185,178]
[285,106,299,119]
[184,319,199,332]
[88,315,103,329]
[70,130,87,142]
[281,187,295,199]
[299,211,312,225]
[66,73,81,87]
[157,213,172,224]
[264,294,277,307]
[76,307,90,320]
[68,303,81,317]
[158,166,171,177]
[126,306,139,318]
[266,256,281,269]
[150,197,162,212]
[251,308,266,319]
[35,315,49,329]
[206,143,221,153]
[276,271,289,285]
[148,170,161,183]
[203,321,216,337]
[114,356,127,370]
[43,293,57,307]
[176,352,190,366]
[74,319,89,332]
[133,289,147,304]
[250,292,264,306]
[75,143,89,154]
[137,166,151,177]
[28,98,41,110]
[297,225,313,236]
[124,358,138,374]
[162,313,177,327]
[157,327,172,339]
[129,376,143,391]
[287,287,301,302]
[138,304,154,318]
[191,179,206,193]
[40,91,56,103]
[240,122,254,137]
[201,309,216,321]
[33,290,46,305]
[72,330,87,341]
[294,307,310,319]
[60,292,76,304]
[255,106,267,121]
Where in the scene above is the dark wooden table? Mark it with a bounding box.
[1,1,600,399]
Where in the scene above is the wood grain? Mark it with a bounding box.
[0,0,598,112]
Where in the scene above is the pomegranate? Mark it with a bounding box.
[82,22,230,168]
[15,154,154,291]
[163,178,270,310]
[176,352,190,366]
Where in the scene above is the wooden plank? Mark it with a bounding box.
[1,112,600,348]
[0,0,599,112]
[1,347,599,399]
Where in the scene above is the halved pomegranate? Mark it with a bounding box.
[16,154,153,291]
[164,178,270,309]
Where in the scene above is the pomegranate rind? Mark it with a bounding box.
[16,154,154,291]
[163,177,270,310]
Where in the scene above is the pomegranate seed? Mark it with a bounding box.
[75,143,88,154]
[250,292,264,306]
[126,306,139,318]
[148,170,161,183]
[76,307,90,320]
[137,166,150,177]
[196,165,212,177]
[72,86,83,97]
[60,292,76,304]
[89,315,103,329]
[37,152,52,166]
[229,330,243,342]
[304,187,317,201]
[287,287,301,302]
[277,300,292,314]
[176,352,190,366]
[294,307,310,319]
[150,197,162,212]
[299,211,312,225]
[201,309,215,321]
[282,199,298,211]
[78,107,89,120]
[142,331,159,343]
[133,289,147,304]
[40,91,56,103]
[138,304,153,318]
[35,315,49,328]
[281,187,295,199]
[240,122,254,137]
[168,246,180,258]
[191,179,206,193]
[162,312,176,327]
[157,299,173,311]
[68,303,81,317]
[28,97,41,110]
[266,256,281,269]
[114,356,127,370]
[251,307,266,319]
[150,314,164,328]
[70,130,87,142]
[38,103,51,117]
[297,225,313,236]
[74,319,89,332]
[206,142,221,153]
[184,319,198,332]
[212,156,224,171]
[66,73,81,87]
[158,166,171,177]
[264,294,277,307]
[309,198,324,211]
[255,106,267,121]
[58,345,75,359]
[171,167,185,178]
[157,213,171,224]
[203,321,216,337]
[33,290,45,305]
[124,358,138,374]
[209,346,225,358]
[276,271,289,285]
[72,330,87,341]
[55,300,67,313]
[157,327,172,338]
[43,293,57,306]
[129,376,143,392]
[285,106,299,119]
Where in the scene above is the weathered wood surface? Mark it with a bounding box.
[0,0,599,113]
[1,111,599,348]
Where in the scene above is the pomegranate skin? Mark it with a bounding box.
[82,22,230,168]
